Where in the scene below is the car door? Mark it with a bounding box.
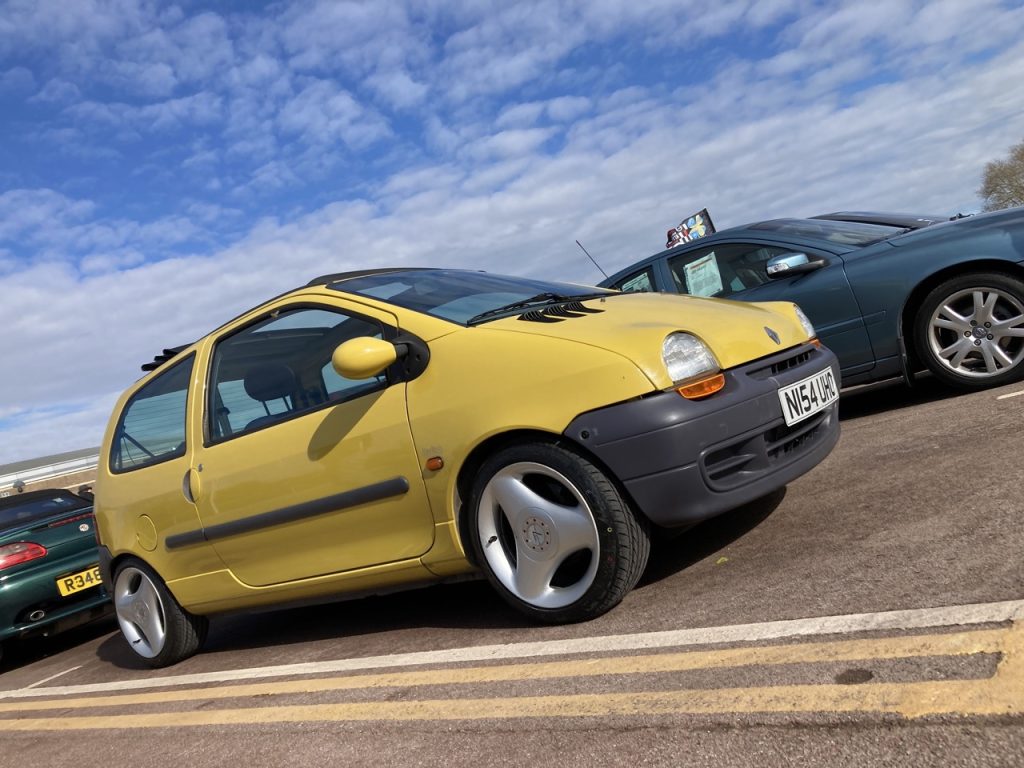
[190,301,435,587]
[101,352,226,581]
[664,241,876,375]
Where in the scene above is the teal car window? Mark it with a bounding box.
[668,244,792,298]
[613,267,656,293]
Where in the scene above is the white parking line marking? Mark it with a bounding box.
[996,389,1024,400]
[2,599,1021,701]
[24,666,82,689]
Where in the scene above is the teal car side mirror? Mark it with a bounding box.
[766,252,825,278]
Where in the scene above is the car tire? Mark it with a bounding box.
[113,558,208,668]
[466,441,650,623]
[914,272,1024,390]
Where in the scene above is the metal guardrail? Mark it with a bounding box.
[0,453,99,492]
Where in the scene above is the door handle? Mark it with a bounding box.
[182,469,197,503]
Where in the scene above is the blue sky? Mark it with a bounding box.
[1,0,1024,463]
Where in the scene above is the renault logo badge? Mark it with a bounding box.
[764,326,781,344]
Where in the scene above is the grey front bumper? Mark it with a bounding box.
[563,343,840,528]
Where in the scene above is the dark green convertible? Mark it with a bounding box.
[0,489,110,663]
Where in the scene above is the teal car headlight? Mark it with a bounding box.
[662,332,719,383]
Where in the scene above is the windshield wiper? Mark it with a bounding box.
[467,292,610,325]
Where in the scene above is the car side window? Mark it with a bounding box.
[207,306,387,442]
[111,354,195,473]
[667,244,793,298]
[611,267,656,293]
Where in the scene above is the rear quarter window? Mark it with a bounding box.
[110,354,194,473]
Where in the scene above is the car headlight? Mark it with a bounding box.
[662,333,719,383]
[793,304,815,340]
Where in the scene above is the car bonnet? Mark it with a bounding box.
[483,291,811,388]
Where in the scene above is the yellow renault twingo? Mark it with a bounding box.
[96,268,839,666]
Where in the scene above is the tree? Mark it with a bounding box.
[979,139,1024,211]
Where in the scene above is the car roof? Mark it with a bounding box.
[139,268,448,372]
[601,219,849,286]
[305,267,434,287]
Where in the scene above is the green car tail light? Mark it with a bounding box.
[0,542,48,571]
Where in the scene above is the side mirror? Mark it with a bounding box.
[766,252,824,279]
[332,337,399,379]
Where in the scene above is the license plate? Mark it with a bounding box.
[778,367,839,426]
[56,566,102,597]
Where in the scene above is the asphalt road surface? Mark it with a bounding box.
[2,375,1022,767]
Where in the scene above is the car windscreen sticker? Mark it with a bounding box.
[683,252,724,297]
[620,271,653,293]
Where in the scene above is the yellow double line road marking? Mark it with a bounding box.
[1,623,1020,729]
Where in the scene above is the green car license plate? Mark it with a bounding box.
[57,566,102,597]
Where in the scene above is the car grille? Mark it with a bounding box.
[701,343,830,488]
[746,349,813,380]
[701,408,832,491]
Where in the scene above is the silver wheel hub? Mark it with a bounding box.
[521,514,555,556]
[114,566,167,659]
[927,287,1024,378]
[477,461,600,610]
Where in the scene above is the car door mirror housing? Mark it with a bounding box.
[766,252,823,278]
[332,337,400,379]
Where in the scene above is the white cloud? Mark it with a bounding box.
[0,65,35,91]
[277,79,392,149]
[462,127,557,161]
[0,189,96,243]
[31,77,81,103]
[365,69,429,110]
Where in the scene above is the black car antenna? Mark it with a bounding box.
[575,239,608,280]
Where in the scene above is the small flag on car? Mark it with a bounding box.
[666,208,715,249]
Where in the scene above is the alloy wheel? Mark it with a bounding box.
[927,286,1024,379]
[476,461,600,610]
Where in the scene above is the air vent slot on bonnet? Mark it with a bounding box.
[517,301,604,323]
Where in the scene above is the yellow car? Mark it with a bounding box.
[95,268,839,666]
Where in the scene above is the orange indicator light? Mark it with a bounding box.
[425,457,444,471]
[676,373,726,400]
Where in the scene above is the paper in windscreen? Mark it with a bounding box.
[683,252,724,297]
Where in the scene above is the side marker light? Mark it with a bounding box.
[676,373,726,400]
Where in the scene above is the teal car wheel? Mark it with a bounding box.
[916,272,1024,389]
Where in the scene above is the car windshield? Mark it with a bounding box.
[749,218,905,247]
[332,269,613,325]
[0,491,90,532]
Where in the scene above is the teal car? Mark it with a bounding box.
[0,490,110,663]
[602,207,1024,390]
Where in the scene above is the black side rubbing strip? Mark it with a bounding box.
[164,476,411,550]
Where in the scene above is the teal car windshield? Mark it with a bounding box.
[333,270,613,324]
[749,219,905,247]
